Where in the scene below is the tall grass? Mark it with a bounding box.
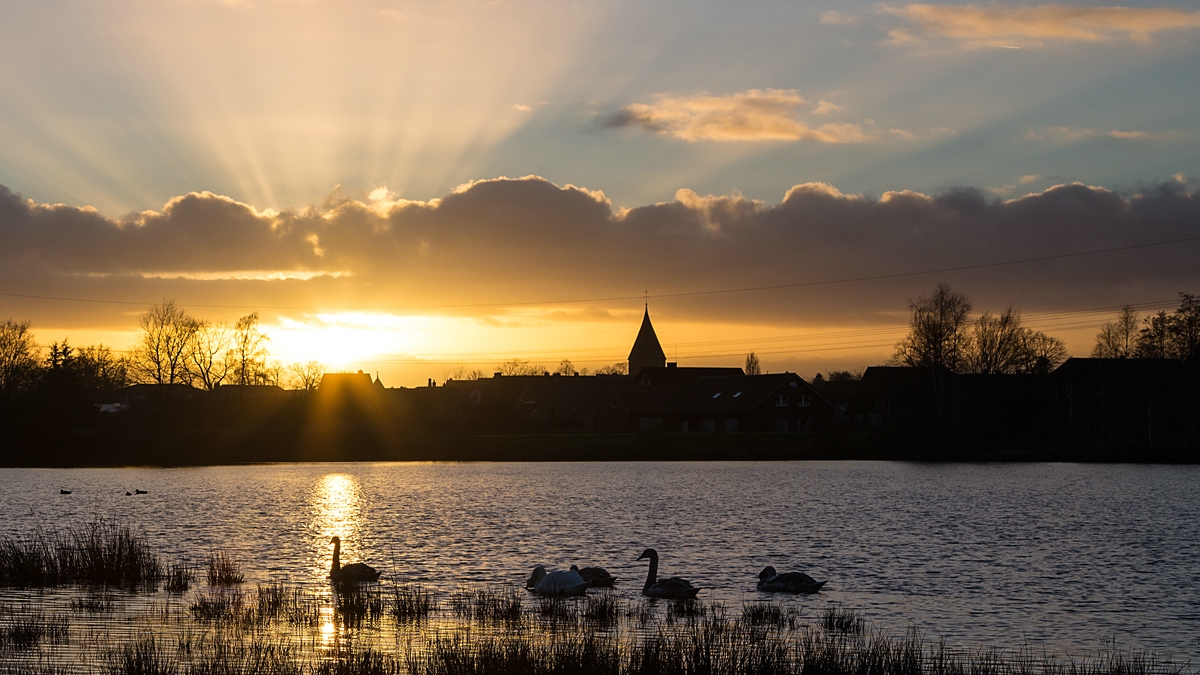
[204,550,244,586]
[389,583,436,624]
[0,521,162,588]
[0,609,69,650]
[448,585,523,624]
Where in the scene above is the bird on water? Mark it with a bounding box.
[329,536,381,582]
[756,566,826,594]
[525,565,590,596]
[638,548,700,599]
[570,564,617,588]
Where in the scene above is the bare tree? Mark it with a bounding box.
[892,283,973,371]
[593,362,629,375]
[129,300,201,385]
[556,358,576,376]
[1018,331,1068,375]
[1092,306,1139,358]
[0,319,39,397]
[230,312,270,384]
[744,352,761,375]
[188,321,232,391]
[445,363,483,380]
[288,360,326,391]
[967,308,1026,374]
[495,359,546,376]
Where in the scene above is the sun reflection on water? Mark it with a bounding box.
[312,473,365,649]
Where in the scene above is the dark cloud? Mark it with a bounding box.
[1,177,1198,327]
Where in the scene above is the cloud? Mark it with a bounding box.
[820,10,860,26]
[3,177,1198,328]
[513,104,533,112]
[1023,126,1173,142]
[812,100,842,115]
[883,4,1200,48]
[603,90,873,143]
[1019,174,1042,184]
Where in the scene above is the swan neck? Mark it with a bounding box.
[643,554,658,591]
[331,541,341,575]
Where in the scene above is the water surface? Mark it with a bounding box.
[2,461,1198,662]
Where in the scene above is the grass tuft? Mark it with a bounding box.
[0,521,162,588]
[204,550,244,586]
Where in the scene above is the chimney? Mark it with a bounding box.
[667,362,677,368]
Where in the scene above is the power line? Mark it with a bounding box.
[2,236,1197,311]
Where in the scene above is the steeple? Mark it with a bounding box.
[628,305,667,375]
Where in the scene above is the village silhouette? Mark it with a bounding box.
[0,287,1198,466]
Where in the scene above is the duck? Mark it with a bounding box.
[134,489,148,495]
[570,564,617,588]
[756,566,826,594]
[637,548,700,599]
[59,490,71,495]
[526,565,590,596]
[329,536,381,583]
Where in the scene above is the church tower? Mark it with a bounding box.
[627,305,667,375]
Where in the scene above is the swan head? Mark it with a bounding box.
[569,565,580,572]
[526,565,547,589]
[637,548,657,561]
[758,566,778,581]
[330,536,341,545]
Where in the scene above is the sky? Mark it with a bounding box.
[1,0,1199,385]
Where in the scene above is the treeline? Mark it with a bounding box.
[1092,295,1200,361]
[890,283,1068,374]
[0,301,328,402]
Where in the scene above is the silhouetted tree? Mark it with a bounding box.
[744,352,761,375]
[230,312,270,384]
[130,300,200,385]
[1092,306,1139,358]
[1136,293,1200,361]
[556,359,576,376]
[593,362,628,375]
[892,283,973,371]
[0,319,39,398]
[188,321,232,390]
[288,360,326,391]
[965,308,1067,375]
[496,359,546,376]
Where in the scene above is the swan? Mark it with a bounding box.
[756,566,826,594]
[637,548,700,599]
[570,564,617,588]
[526,566,590,596]
[329,536,381,582]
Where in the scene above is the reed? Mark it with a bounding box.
[820,604,865,635]
[448,585,523,624]
[0,610,69,650]
[204,550,244,586]
[164,564,193,594]
[741,600,800,629]
[71,591,117,613]
[582,592,622,630]
[0,521,162,588]
[388,583,436,623]
[334,581,385,628]
[101,634,178,675]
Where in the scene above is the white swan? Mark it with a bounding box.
[525,565,589,596]
[756,566,826,594]
[638,548,700,599]
[329,536,381,583]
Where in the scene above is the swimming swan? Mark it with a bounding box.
[570,564,617,588]
[638,548,700,599]
[329,536,381,583]
[526,565,590,596]
[756,566,826,594]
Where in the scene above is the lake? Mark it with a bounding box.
[1,461,1198,667]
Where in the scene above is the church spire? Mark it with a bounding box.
[628,305,667,375]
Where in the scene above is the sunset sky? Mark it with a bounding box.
[2,0,1199,385]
